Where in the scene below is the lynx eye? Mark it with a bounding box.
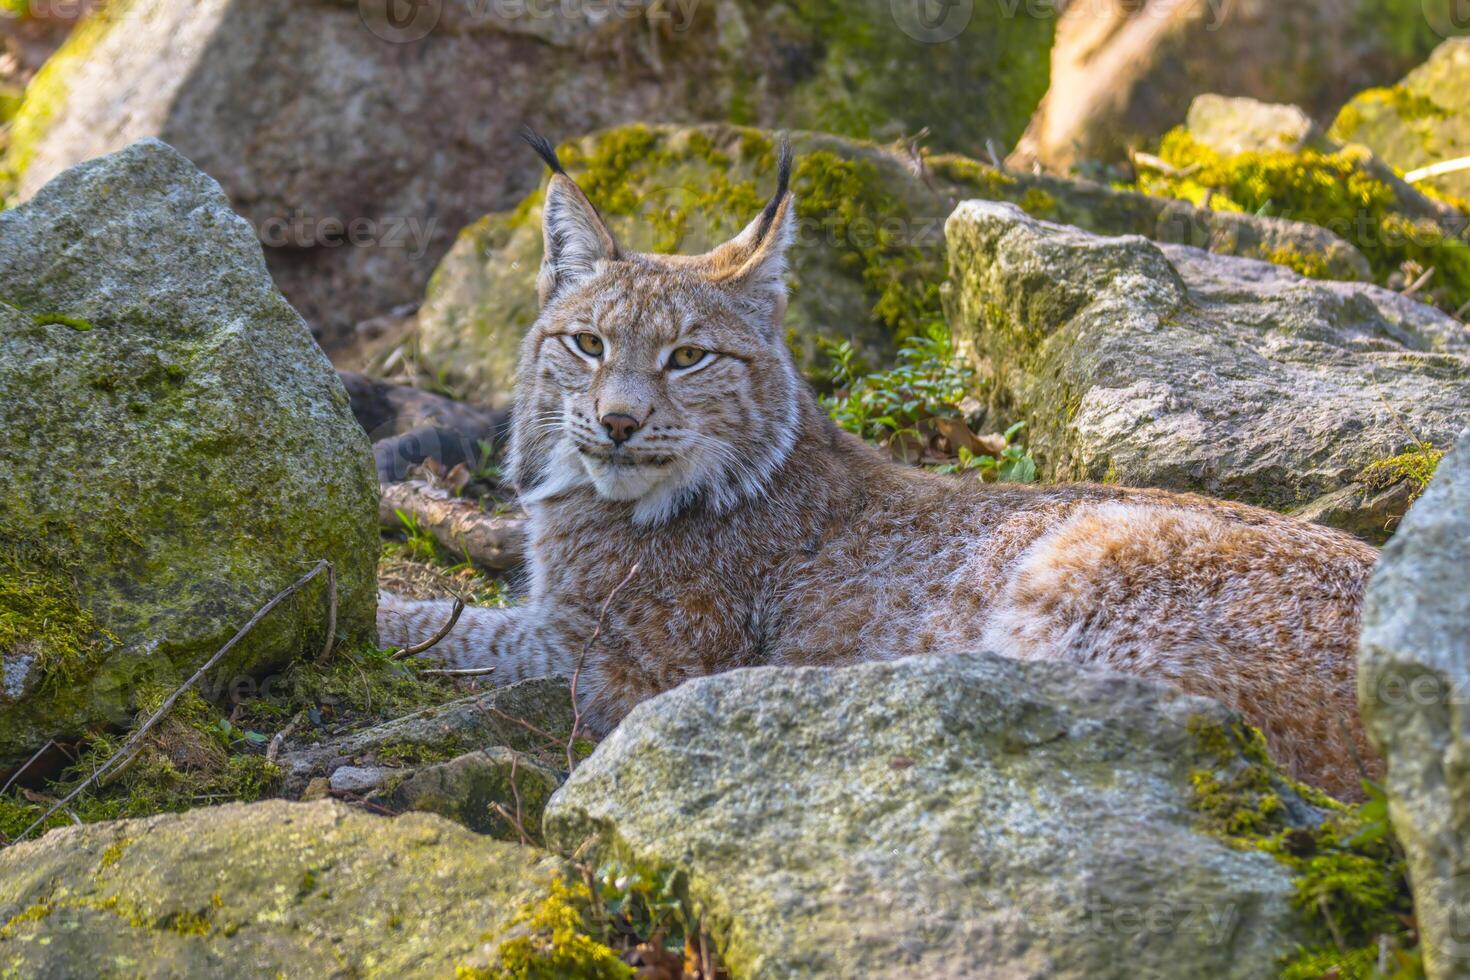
[572,333,604,358]
[669,346,708,370]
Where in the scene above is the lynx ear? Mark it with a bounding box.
[703,138,796,329]
[522,128,619,308]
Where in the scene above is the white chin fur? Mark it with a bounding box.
[581,454,675,502]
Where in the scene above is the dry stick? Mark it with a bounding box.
[488,754,533,847]
[267,709,307,766]
[391,597,465,660]
[1401,265,1437,299]
[10,561,331,847]
[487,704,565,751]
[421,666,498,678]
[567,563,641,773]
[0,740,55,798]
[316,561,338,664]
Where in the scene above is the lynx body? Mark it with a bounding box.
[380,136,1378,798]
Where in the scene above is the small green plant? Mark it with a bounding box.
[822,323,974,443]
[933,421,1038,484]
[467,877,633,980]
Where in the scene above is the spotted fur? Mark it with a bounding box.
[379,137,1380,799]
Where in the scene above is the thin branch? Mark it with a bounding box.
[0,740,54,797]
[421,666,498,678]
[9,561,331,847]
[267,709,306,766]
[486,704,565,751]
[568,563,640,773]
[391,597,465,660]
[316,561,338,664]
[1400,265,1436,299]
[1404,155,1470,184]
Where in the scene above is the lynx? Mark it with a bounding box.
[379,132,1380,799]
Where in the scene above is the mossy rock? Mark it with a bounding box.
[1138,94,1470,314]
[1,0,1053,351]
[1332,37,1470,203]
[943,201,1470,540]
[545,651,1324,977]
[0,139,379,770]
[415,124,1368,405]
[0,799,569,977]
[1359,424,1470,978]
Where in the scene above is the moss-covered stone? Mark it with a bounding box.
[943,201,1470,539]
[1137,95,1470,314]
[1332,38,1470,203]
[1359,425,1470,979]
[1,0,1053,351]
[0,800,566,977]
[416,124,1368,404]
[546,651,1321,977]
[0,140,379,769]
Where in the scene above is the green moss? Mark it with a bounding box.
[0,901,53,939]
[0,542,116,686]
[1185,716,1420,978]
[33,312,93,331]
[98,836,134,870]
[1258,243,1337,280]
[1,1,120,195]
[1361,445,1444,498]
[464,877,633,980]
[1136,129,1470,312]
[1018,188,1058,220]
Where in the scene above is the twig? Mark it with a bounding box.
[568,563,640,773]
[267,709,306,766]
[1319,895,1349,953]
[985,138,1002,170]
[488,753,534,847]
[316,561,338,664]
[1400,265,1436,298]
[0,740,54,797]
[1404,155,1470,184]
[421,666,497,677]
[487,704,565,751]
[9,561,331,847]
[391,597,465,660]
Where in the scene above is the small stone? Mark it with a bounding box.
[328,766,394,795]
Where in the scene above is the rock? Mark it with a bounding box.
[0,799,563,977]
[545,651,1322,977]
[1332,38,1470,202]
[4,0,1055,350]
[1184,94,1323,156]
[943,201,1470,539]
[337,371,508,482]
[1136,95,1470,313]
[382,747,561,841]
[415,124,1367,404]
[327,765,394,795]
[0,140,378,770]
[277,677,573,795]
[1010,0,1461,173]
[1358,428,1470,978]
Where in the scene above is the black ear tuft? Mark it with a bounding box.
[755,135,794,240]
[520,125,566,175]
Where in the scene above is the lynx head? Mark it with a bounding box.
[509,130,802,525]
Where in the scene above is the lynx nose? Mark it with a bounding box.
[601,412,641,446]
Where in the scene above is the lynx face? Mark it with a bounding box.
[510,137,801,525]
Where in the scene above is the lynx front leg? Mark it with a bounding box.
[376,593,580,685]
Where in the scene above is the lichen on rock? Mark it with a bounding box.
[943,200,1470,539]
[0,138,379,770]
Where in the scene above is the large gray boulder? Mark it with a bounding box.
[1359,429,1470,979]
[415,124,1367,406]
[544,652,1322,978]
[0,800,563,977]
[944,201,1470,540]
[0,139,379,771]
[4,0,1056,351]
